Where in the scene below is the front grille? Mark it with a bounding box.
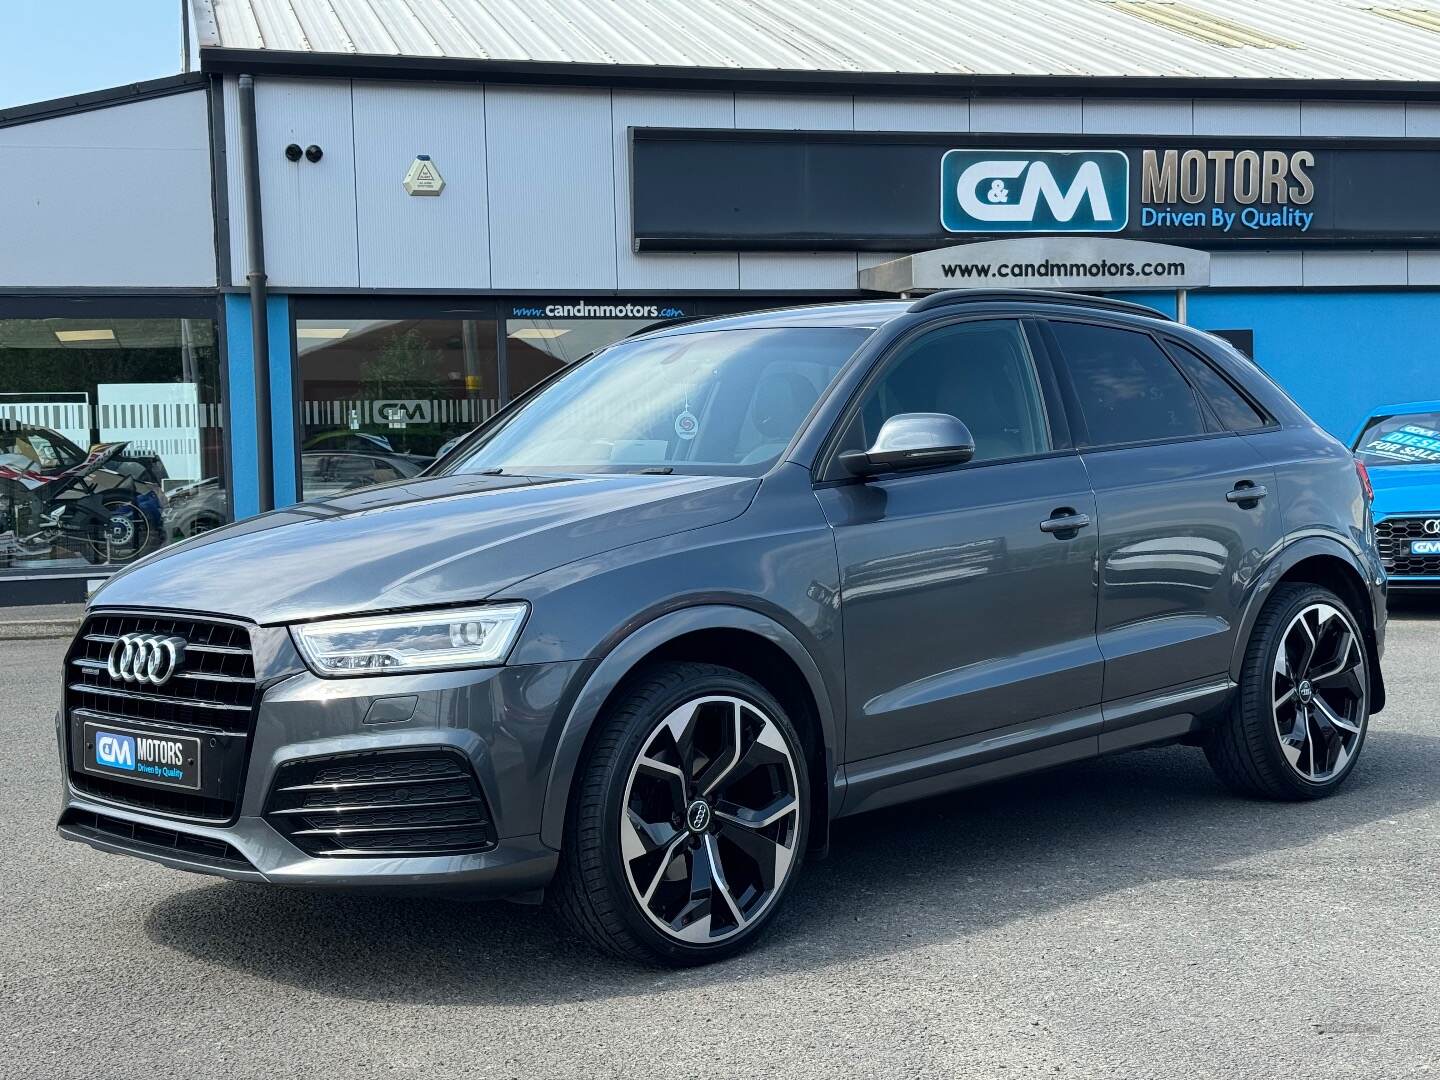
[1376,518,1440,577]
[60,808,254,872]
[65,611,259,823]
[264,747,498,858]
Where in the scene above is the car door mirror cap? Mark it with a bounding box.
[839,413,976,477]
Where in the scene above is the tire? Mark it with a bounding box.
[89,492,156,564]
[550,661,810,965]
[1205,583,1371,800]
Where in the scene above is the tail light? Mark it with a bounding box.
[1354,458,1374,504]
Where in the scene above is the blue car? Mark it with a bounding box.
[1352,400,1440,590]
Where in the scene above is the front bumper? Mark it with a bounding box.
[56,632,588,894]
[1381,575,1440,592]
[1374,514,1440,592]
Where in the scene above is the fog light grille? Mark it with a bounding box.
[264,747,497,858]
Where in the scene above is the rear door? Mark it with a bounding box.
[1041,318,1283,724]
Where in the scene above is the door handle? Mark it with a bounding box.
[1039,510,1092,535]
[1226,482,1268,505]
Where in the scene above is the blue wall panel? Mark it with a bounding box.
[223,293,294,520]
[1186,291,1440,440]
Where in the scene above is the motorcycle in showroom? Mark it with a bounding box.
[0,441,164,566]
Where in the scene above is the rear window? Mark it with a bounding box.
[1354,413,1440,467]
[1048,321,1207,447]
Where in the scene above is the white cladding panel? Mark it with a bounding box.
[227,78,360,288]
[971,98,1083,133]
[1082,99,1193,135]
[484,86,618,290]
[852,97,969,133]
[353,82,491,289]
[1300,101,1407,137]
[1302,250,1410,287]
[1192,99,1302,137]
[0,90,215,287]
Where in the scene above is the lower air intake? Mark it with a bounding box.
[263,747,497,858]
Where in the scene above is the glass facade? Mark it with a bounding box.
[0,316,225,573]
[294,311,668,500]
[295,317,501,500]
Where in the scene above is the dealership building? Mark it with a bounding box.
[6,0,1440,601]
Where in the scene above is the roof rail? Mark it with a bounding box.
[906,289,1171,320]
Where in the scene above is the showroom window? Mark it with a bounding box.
[0,316,225,572]
[295,317,500,500]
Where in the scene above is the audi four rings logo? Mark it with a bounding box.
[1424,519,1440,535]
[107,633,187,686]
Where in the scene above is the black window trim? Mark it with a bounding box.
[1351,413,1398,453]
[814,312,1075,485]
[1038,314,1239,455]
[1158,335,1279,434]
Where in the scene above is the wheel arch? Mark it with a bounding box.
[538,605,840,853]
[1232,539,1386,713]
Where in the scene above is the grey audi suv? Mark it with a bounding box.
[57,290,1386,965]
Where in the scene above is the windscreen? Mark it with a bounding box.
[1354,412,1440,466]
[447,326,872,476]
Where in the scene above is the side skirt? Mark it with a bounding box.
[834,678,1234,819]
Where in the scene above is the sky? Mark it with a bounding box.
[1,1,189,111]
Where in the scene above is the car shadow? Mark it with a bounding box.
[1386,595,1440,619]
[146,731,1438,1006]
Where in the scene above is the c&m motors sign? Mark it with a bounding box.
[630,129,1440,251]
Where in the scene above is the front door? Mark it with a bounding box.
[814,318,1104,763]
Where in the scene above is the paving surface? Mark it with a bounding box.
[0,603,85,639]
[3,605,1438,1079]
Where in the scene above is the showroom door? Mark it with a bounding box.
[814,318,1103,763]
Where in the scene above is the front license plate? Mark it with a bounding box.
[81,722,201,790]
[1409,539,1440,556]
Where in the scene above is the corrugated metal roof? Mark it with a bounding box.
[194,0,1440,81]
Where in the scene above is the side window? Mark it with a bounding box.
[841,319,1052,465]
[1048,321,1207,447]
[1164,340,1270,432]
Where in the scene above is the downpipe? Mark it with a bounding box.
[237,74,274,513]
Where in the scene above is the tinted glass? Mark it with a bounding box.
[449,326,871,476]
[1354,412,1440,467]
[1050,321,1206,446]
[1166,341,1268,431]
[840,320,1051,465]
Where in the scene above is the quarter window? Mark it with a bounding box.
[839,320,1052,466]
[1165,340,1270,432]
[1048,321,1206,447]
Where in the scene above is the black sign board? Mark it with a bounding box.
[631,128,1440,252]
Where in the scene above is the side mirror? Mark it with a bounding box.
[838,413,976,477]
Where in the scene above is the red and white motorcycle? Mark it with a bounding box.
[0,442,163,564]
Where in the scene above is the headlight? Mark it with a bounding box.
[291,603,528,677]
